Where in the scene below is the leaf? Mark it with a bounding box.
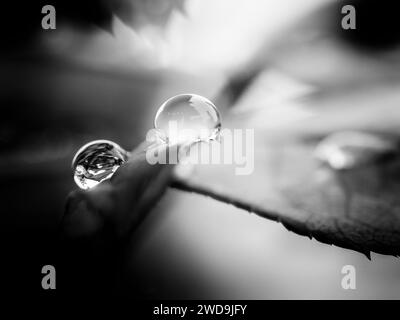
[1,0,187,49]
[172,77,400,258]
[112,0,186,30]
[63,143,178,239]
[54,0,186,32]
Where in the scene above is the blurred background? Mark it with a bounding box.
[1,0,400,299]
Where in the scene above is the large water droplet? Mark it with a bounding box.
[72,140,129,190]
[154,94,221,145]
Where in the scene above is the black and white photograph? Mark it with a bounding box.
[2,0,400,314]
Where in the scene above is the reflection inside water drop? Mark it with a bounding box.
[72,140,129,190]
[154,93,221,145]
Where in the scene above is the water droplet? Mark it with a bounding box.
[72,140,129,190]
[154,94,221,145]
[314,131,397,170]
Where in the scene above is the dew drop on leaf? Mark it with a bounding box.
[314,131,397,170]
[154,94,221,145]
[72,140,129,190]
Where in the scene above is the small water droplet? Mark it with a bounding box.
[72,140,129,190]
[154,94,221,145]
[314,131,397,170]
